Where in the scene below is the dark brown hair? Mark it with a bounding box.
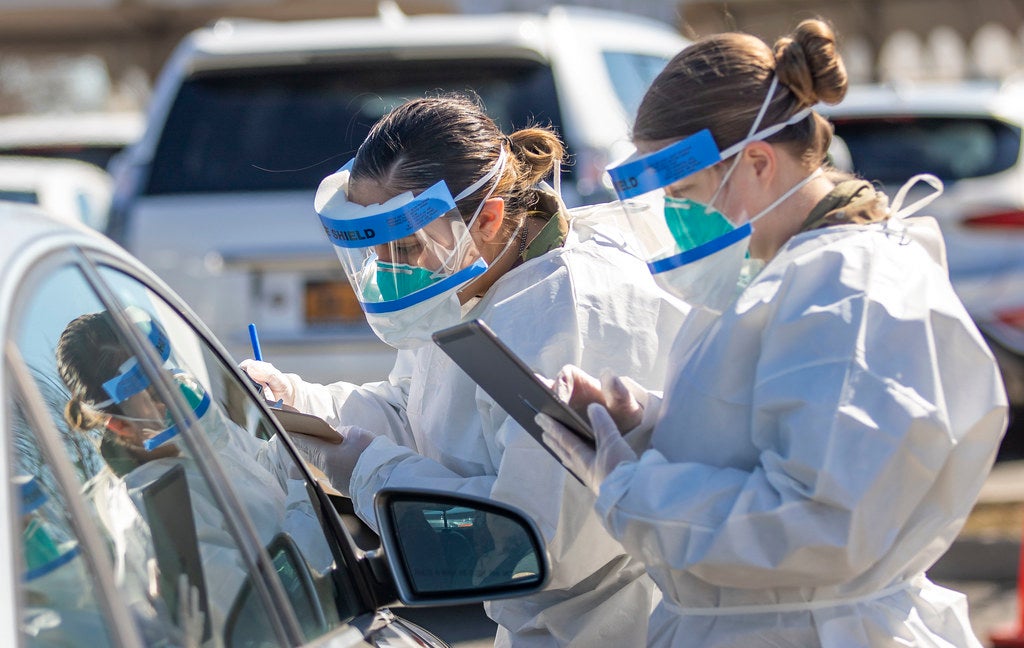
[634,19,848,168]
[56,311,133,432]
[351,93,566,237]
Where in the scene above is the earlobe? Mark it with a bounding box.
[474,198,506,242]
[744,142,775,185]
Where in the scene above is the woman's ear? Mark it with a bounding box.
[473,198,506,243]
[743,141,776,186]
[105,416,129,436]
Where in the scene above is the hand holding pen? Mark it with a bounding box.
[240,323,294,407]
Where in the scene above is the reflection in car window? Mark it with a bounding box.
[146,59,563,195]
[602,51,671,120]
[13,262,290,645]
[831,116,1022,185]
[95,265,364,631]
[10,399,115,647]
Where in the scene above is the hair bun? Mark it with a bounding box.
[507,127,566,187]
[773,18,848,107]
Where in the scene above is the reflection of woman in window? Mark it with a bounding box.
[55,309,288,637]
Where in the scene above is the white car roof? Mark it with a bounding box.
[0,156,113,226]
[181,6,684,65]
[0,111,144,149]
[823,80,1024,122]
[0,156,112,188]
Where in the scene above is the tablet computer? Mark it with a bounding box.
[432,319,595,463]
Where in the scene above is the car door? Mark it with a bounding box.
[5,244,390,647]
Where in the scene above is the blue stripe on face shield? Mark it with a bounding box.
[99,316,173,405]
[648,222,752,274]
[361,258,488,314]
[607,129,723,200]
[142,388,212,451]
[24,544,81,581]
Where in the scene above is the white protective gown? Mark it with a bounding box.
[595,215,1008,646]
[290,203,690,647]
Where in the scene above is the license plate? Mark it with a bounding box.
[304,280,363,324]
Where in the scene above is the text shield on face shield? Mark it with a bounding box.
[606,130,728,271]
[317,176,487,314]
[608,129,722,200]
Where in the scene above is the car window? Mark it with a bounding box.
[94,263,366,630]
[10,258,362,645]
[0,189,40,205]
[602,51,670,120]
[9,398,116,647]
[146,58,564,195]
[830,116,1022,185]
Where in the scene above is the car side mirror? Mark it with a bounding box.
[372,488,549,606]
[224,533,326,646]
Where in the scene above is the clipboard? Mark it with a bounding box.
[432,319,595,476]
[266,402,341,444]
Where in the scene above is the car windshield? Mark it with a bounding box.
[146,58,563,195]
[830,115,1022,185]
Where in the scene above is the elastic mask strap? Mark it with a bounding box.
[889,173,943,220]
[435,147,508,277]
[748,167,824,225]
[454,146,508,203]
[708,76,782,210]
[552,158,562,198]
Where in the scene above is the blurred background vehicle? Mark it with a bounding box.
[104,5,688,384]
[3,200,549,647]
[822,80,1024,455]
[0,155,113,229]
[0,110,143,171]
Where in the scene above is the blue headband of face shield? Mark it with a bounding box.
[316,150,506,313]
[318,163,461,250]
[94,311,172,408]
[606,104,813,203]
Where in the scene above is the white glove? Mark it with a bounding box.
[552,365,644,432]
[287,425,376,497]
[175,574,205,648]
[537,403,637,494]
[239,359,297,407]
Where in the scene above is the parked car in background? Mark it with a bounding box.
[106,5,688,384]
[0,111,143,171]
[3,201,549,646]
[822,80,1024,451]
[0,155,113,230]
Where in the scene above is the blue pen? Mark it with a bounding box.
[248,323,263,361]
[246,323,281,406]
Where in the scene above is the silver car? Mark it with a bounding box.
[2,201,549,647]
[105,7,688,385]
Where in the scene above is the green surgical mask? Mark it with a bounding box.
[663,196,736,252]
[22,517,60,572]
[376,261,438,301]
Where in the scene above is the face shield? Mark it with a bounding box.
[16,474,81,582]
[606,76,812,309]
[93,308,210,450]
[316,150,506,313]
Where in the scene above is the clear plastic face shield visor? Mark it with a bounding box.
[92,308,210,451]
[315,149,507,316]
[605,107,812,282]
